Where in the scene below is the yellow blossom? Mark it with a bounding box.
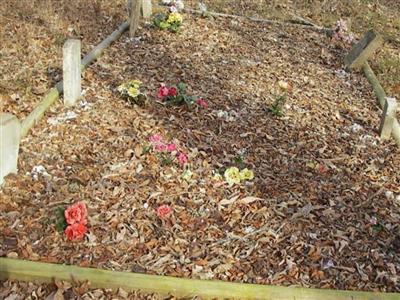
[130,80,142,89]
[127,87,139,98]
[224,167,241,186]
[167,12,183,24]
[240,168,254,181]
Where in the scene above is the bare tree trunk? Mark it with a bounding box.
[129,0,141,37]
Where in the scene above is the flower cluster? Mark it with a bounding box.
[153,12,183,33]
[157,83,208,108]
[332,19,354,44]
[117,79,147,106]
[224,167,254,186]
[149,134,188,166]
[62,202,88,241]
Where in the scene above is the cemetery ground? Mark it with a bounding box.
[1,0,400,299]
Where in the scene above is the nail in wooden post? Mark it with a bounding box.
[345,30,383,70]
[0,113,21,186]
[63,39,81,106]
[379,97,397,140]
[142,0,152,19]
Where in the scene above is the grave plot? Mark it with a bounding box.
[1,2,399,299]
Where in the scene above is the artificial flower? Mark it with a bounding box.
[167,12,183,24]
[166,143,177,152]
[196,98,208,108]
[64,202,87,225]
[155,143,168,152]
[157,205,172,219]
[130,79,142,88]
[65,223,87,241]
[168,87,178,96]
[239,168,254,181]
[224,167,241,186]
[127,87,139,98]
[158,86,169,98]
[177,152,188,165]
[149,134,163,143]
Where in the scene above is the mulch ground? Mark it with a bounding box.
[1,3,400,299]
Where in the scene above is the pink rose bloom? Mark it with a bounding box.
[196,98,208,108]
[65,202,87,225]
[168,87,178,97]
[156,205,172,219]
[155,143,168,152]
[166,143,177,152]
[157,86,169,99]
[65,223,87,241]
[177,152,188,165]
[149,134,163,144]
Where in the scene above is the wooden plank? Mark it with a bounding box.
[363,63,400,146]
[379,97,397,139]
[0,258,399,300]
[345,30,383,70]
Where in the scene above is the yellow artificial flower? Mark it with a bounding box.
[127,87,139,98]
[167,12,183,24]
[130,80,142,89]
[240,168,254,181]
[117,83,127,93]
[224,167,241,186]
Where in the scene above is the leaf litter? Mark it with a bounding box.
[1,2,400,299]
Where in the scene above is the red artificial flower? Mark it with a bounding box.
[155,143,168,152]
[149,134,163,144]
[156,205,172,219]
[65,202,87,225]
[196,98,208,108]
[168,87,178,97]
[157,86,169,99]
[65,223,87,241]
[318,164,328,173]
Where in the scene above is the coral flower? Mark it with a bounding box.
[166,143,177,152]
[149,134,163,144]
[64,202,87,225]
[65,223,87,241]
[196,98,208,108]
[155,143,168,152]
[157,86,169,98]
[156,205,172,219]
[177,152,188,165]
[168,87,178,97]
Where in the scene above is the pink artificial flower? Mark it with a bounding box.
[166,143,177,152]
[65,223,87,241]
[177,152,188,165]
[155,143,168,152]
[64,202,87,225]
[168,87,178,97]
[196,98,208,108]
[156,205,172,219]
[149,134,163,144]
[157,86,169,99]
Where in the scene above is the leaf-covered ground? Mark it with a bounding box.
[1,1,400,299]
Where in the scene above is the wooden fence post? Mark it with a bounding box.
[0,113,21,186]
[379,97,397,140]
[130,0,141,37]
[63,39,81,106]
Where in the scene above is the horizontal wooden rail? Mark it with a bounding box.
[0,258,398,299]
[20,21,129,138]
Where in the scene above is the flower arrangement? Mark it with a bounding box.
[56,202,88,241]
[153,11,183,32]
[156,204,172,219]
[117,79,147,106]
[224,167,254,186]
[148,134,188,166]
[157,83,208,108]
[332,19,354,44]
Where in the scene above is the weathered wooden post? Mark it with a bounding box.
[0,113,21,186]
[344,30,383,70]
[130,0,141,37]
[63,39,81,106]
[379,97,397,140]
[142,0,152,19]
